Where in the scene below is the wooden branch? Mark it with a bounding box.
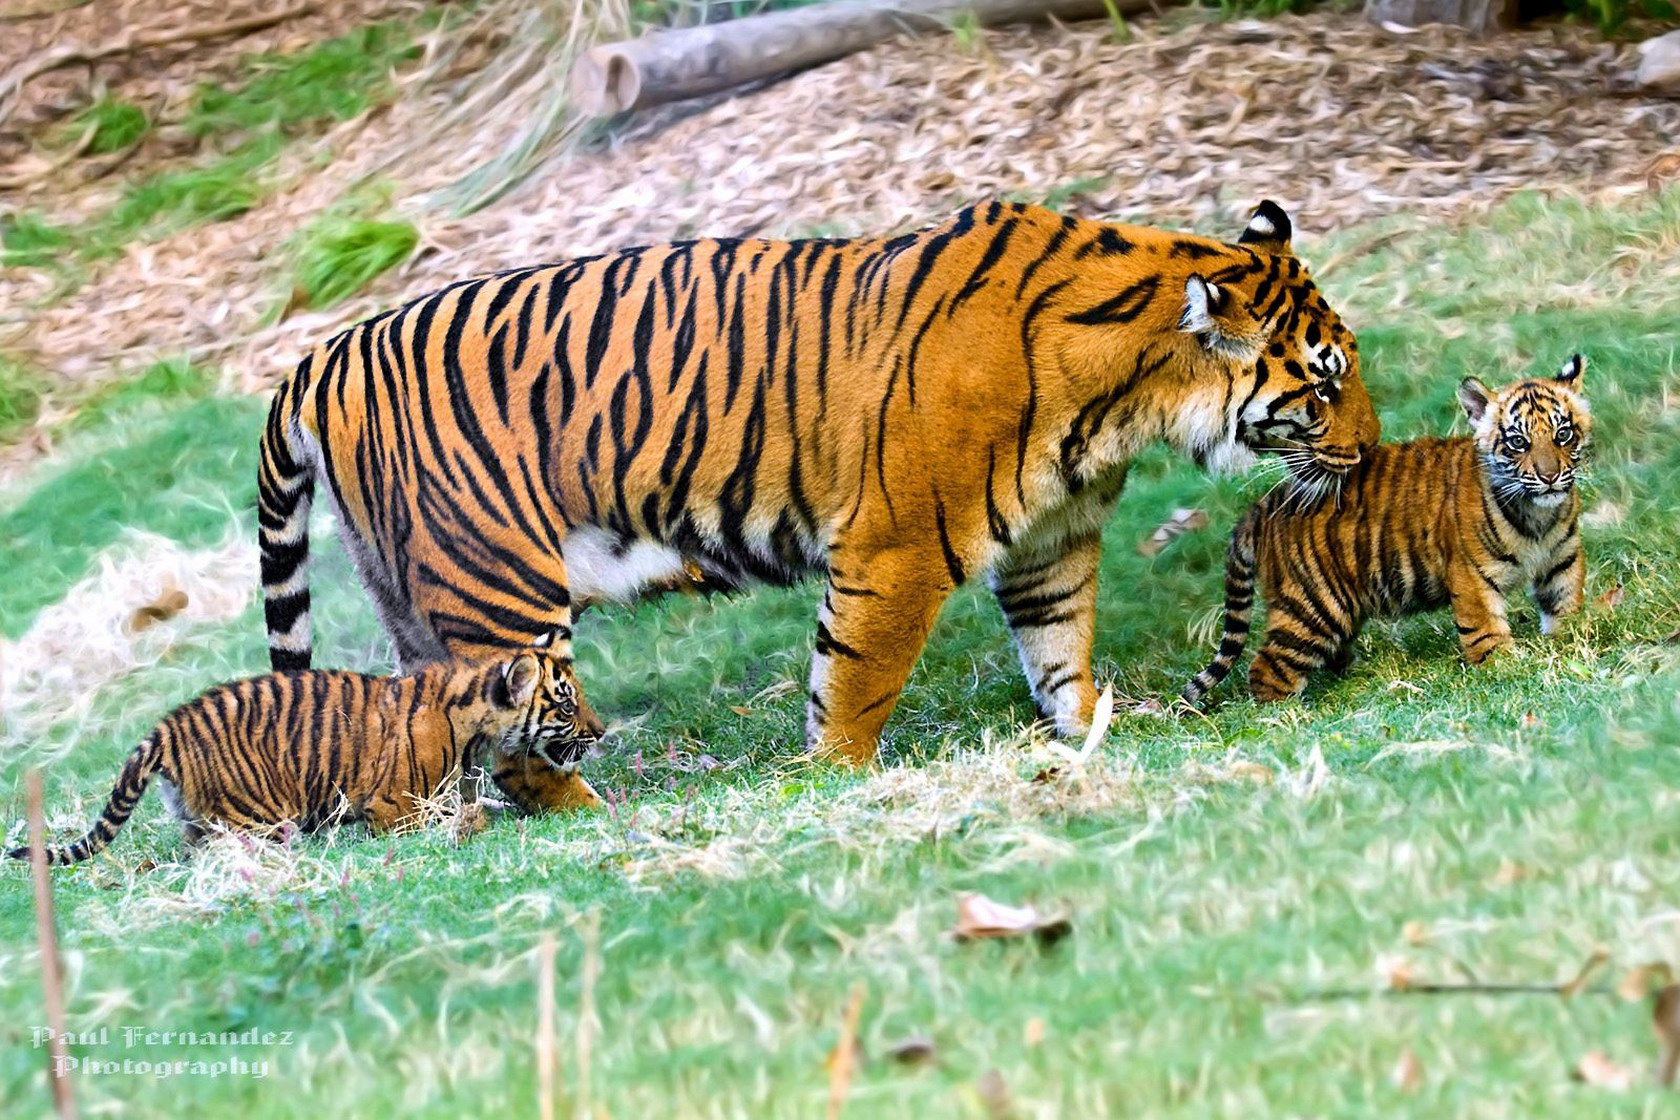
[570,0,1146,117]
[26,771,77,1120]
[0,2,316,128]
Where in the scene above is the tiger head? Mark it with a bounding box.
[1459,354,1591,508]
[1173,201,1381,491]
[478,631,606,813]
[486,631,604,765]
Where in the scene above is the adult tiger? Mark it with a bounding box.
[259,200,1379,765]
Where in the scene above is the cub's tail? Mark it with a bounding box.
[7,733,167,865]
[259,356,318,672]
[1182,506,1261,705]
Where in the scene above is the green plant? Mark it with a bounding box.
[287,216,420,309]
[65,96,150,155]
[0,357,48,441]
[0,210,71,268]
[185,24,421,139]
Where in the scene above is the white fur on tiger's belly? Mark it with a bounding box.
[563,527,692,608]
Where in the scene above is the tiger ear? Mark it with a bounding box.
[1178,275,1230,340]
[1458,377,1492,425]
[1238,200,1293,254]
[501,654,541,706]
[1555,353,1586,387]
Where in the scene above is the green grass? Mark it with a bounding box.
[3,21,425,272]
[3,189,1680,1116]
[0,356,49,442]
[63,96,150,156]
[285,214,419,310]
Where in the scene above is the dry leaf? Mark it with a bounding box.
[1520,711,1542,730]
[1379,954,1416,991]
[1029,766,1063,785]
[1487,859,1529,887]
[1402,920,1429,946]
[954,893,1072,946]
[1023,1017,1045,1048]
[1653,983,1680,1087]
[1138,507,1210,557]
[1664,626,1680,645]
[886,1036,936,1067]
[1226,760,1274,784]
[1559,946,1610,1000]
[975,1069,1014,1120]
[1391,1047,1423,1093]
[125,585,189,634]
[729,705,753,716]
[1574,1050,1637,1091]
[825,984,865,1119]
[1044,684,1114,771]
[1595,584,1625,611]
[1619,962,1674,1002]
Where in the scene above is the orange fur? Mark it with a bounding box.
[259,200,1378,764]
[1184,358,1590,704]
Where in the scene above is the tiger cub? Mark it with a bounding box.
[9,636,604,865]
[1183,356,1590,704]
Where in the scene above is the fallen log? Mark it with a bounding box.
[570,0,1146,118]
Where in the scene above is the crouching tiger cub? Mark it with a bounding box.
[259,199,1379,765]
[8,636,603,866]
[1183,356,1590,704]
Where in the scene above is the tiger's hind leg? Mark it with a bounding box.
[989,531,1101,738]
[1248,600,1353,702]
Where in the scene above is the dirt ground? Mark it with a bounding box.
[2,3,1677,410]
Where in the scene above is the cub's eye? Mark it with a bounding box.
[1555,426,1575,446]
[1505,433,1529,453]
[556,696,577,716]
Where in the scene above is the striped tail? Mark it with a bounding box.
[7,733,167,865]
[259,360,316,672]
[1182,507,1261,705]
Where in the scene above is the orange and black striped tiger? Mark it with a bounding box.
[8,637,602,865]
[258,199,1379,764]
[1183,356,1590,704]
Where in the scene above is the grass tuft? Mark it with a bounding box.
[286,215,419,309]
[66,96,150,155]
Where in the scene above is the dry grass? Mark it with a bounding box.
[0,528,254,753]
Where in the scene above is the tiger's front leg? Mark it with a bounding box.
[1448,564,1513,664]
[1533,539,1584,636]
[988,532,1101,738]
[806,545,959,767]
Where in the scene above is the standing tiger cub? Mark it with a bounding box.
[9,637,603,866]
[1183,356,1590,704]
[259,199,1379,764]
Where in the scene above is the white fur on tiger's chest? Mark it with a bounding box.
[563,527,690,608]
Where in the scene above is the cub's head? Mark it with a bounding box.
[486,631,604,766]
[1176,201,1380,491]
[1459,354,1590,507]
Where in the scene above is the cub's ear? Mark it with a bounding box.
[1458,377,1492,425]
[500,654,541,707]
[1238,200,1293,254]
[1555,353,1586,387]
